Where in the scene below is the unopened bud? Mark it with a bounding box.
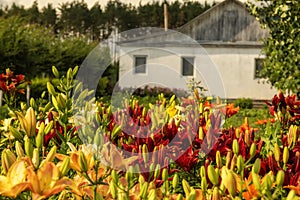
[142,144,149,163]
[274,144,281,162]
[207,165,219,186]
[199,127,204,140]
[201,178,207,192]
[252,173,261,191]
[252,158,261,174]
[226,170,237,196]
[244,130,251,147]
[154,164,160,179]
[139,182,148,199]
[15,141,25,158]
[79,151,88,172]
[45,146,57,163]
[32,148,40,169]
[212,187,220,200]
[232,139,239,155]
[200,166,206,178]
[111,170,118,183]
[162,168,168,181]
[250,143,257,158]
[24,136,34,158]
[230,154,237,171]
[276,170,284,187]
[226,151,232,168]
[182,179,191,197]
[283,146,289,164]
[59,157,70,177]
[173,173,179,189]
[263,174,273,190]
[235,128,240,139]
[187,188,196,200]
[237,155,244,173]
[36,122,45,149]
[110,181,118,199]
[216,150,222,168]
[176,194,184,200]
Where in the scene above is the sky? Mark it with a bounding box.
[0,0,247,9]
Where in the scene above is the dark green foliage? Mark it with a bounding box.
[234,98,253,109]
[248,0,300,93]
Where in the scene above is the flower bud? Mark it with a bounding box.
[142,144,149,163]
[263,173,273,190]
[45,146,57,163]
[200,166,206,178]
[216,150,222,168]
[111,170,118,183]
[36,123,45,149]
[230,154,237,171]
[139,182,148,199]
[162,168,168,181]
[252,173,261,191]
[44,121,54,135]
[235,128,240,139]
[187,188,196,200]
[199,127,204,140]
[212,187,220,200]
[201,178,207,192]
[226,151,232,168]
[154,164,160,180]
[286,190,296,200]
[232,139,239,155]
[226,170,237,196]
[252,158,261,174]
[244,130,251,147]
[182,179,191,197]
[110,181,118,199]
[237,155,244,173]
[59,157,70,177]
[15,141,25,158]
[173,173,179,189]
[276,170,284,187]
[250,143,257,158]
[148,189,157,200]
[24,136,34,158]
[9,126,23,140]
[274,144,281,162]
[139,175,145,185]
[207,165,219,186]
[32,148,40,169]
[283,146,289,164]
[176,194,184,200]
[79,151,88,172]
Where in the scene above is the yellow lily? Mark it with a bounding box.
[0,158,30,198]
[27,161,73,200]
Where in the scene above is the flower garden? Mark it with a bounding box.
[0,66,299,200]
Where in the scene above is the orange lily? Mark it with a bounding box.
[0,158,30,198]
[27,161,73,200]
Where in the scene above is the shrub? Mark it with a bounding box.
[30,77,59,98]
[234,98,253,109]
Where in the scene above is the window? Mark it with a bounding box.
[182,57,194,76]
[254,58,264,79]
[134,56,147,74]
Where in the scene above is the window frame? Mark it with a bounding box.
[254,58,264,79]
[134,55,147,74]
[181,56,195,77]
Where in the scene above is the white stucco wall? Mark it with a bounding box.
[118,45,277,100]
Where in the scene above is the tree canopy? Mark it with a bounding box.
[248,0,300,94]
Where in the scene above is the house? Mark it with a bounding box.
[116,0,277,100]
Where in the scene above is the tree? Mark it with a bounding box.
[248,0,300,94]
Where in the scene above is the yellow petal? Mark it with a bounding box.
[37,162,60,192]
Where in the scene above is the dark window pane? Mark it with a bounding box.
[255,58,264,79]
[135,56,146,73]
[182,57,194,76]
